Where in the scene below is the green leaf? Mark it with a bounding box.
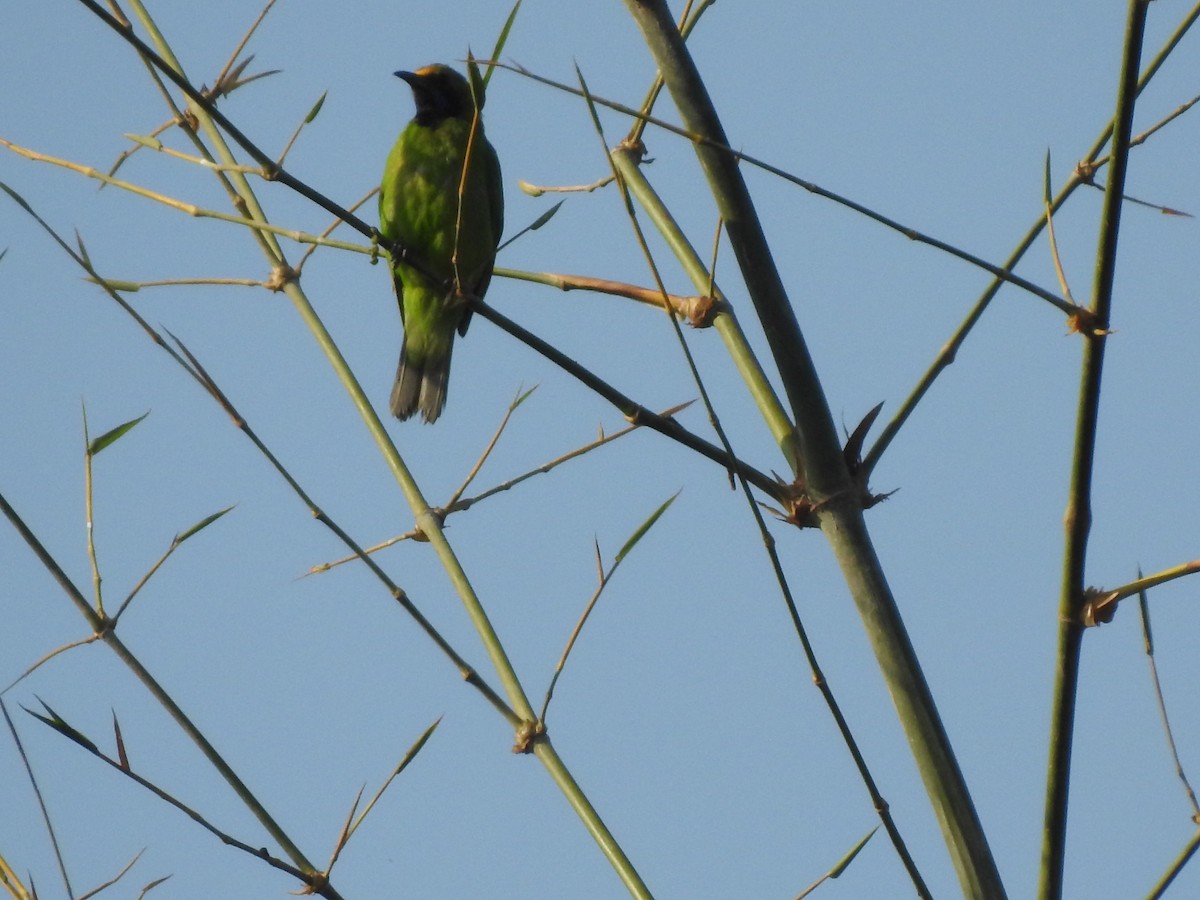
[174,505,235,544]
[0,181,36,215]
[74,229,91,268]
[484,0,523,88]
[510,384,538,411]
[138,874,174,897]
[829,826,878,878]
[399,716,441,772]
[86,277,141,293]
[122,133,164,151]
[349,716,443,839]
[305,91,327,124]
[466,48,487,111]
[113,710,129,770]
[842,401,884,469]
[574,63,605,139]
[88,412,149,456]
[1,181,84,265]
[24,698,99,754]
[615,492,679,564]
[528,200,565,231]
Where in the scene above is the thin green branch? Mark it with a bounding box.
[539,494,677,725]
[1082,559,1200,626]
[443,386,533,512]
[323,717,441,881]
[625,0,717,146]
[346,718,441,845]
[1040,3,1150,898]
[75,848,146,900]
[1146,829,1200,900]
[81,407,104,617]
[1138,583,1200,820]
[795,827,880,899]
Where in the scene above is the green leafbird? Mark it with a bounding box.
[379,64,504,423]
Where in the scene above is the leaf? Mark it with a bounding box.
[510,384,538,411]
[77,847,146,899]
[1043,148,1052,205]
[466,48,487,111]
[74,229,91,268]
[0,180,36,215]
[347,716,442,841]
[113,710,129,771]
[398,716,441,772]
[137,874,173,898]
[24,698,98,754]
[828,826,877,878]
[304,91,327,124]
[86,277,141,293]
[484,0,523,88]
[843,401,884,471]
[174,505,235,544]
[615,492,679,564]
[496,202,566,251]
[795,827,878,898]
[574,63,605,139]
[88,412,149,456]
[528,199,565,231]
[122,133,164,151]
[1,181,85,265]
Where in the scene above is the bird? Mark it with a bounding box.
[379,64,504,423]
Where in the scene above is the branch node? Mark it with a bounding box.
[1081,587,1120,627]
[266,263,297,292]
[511,718,546,754]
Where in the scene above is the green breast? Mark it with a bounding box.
[379,117,501,292]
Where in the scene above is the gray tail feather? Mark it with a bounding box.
[390,340,452,424]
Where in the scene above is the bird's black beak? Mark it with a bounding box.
[394,70,417,85]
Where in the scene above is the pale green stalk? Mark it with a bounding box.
[621,1,1005,895]
[1039,2,1149,897]
[609,145,801,472]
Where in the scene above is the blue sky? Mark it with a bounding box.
[3,2,1199,897]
